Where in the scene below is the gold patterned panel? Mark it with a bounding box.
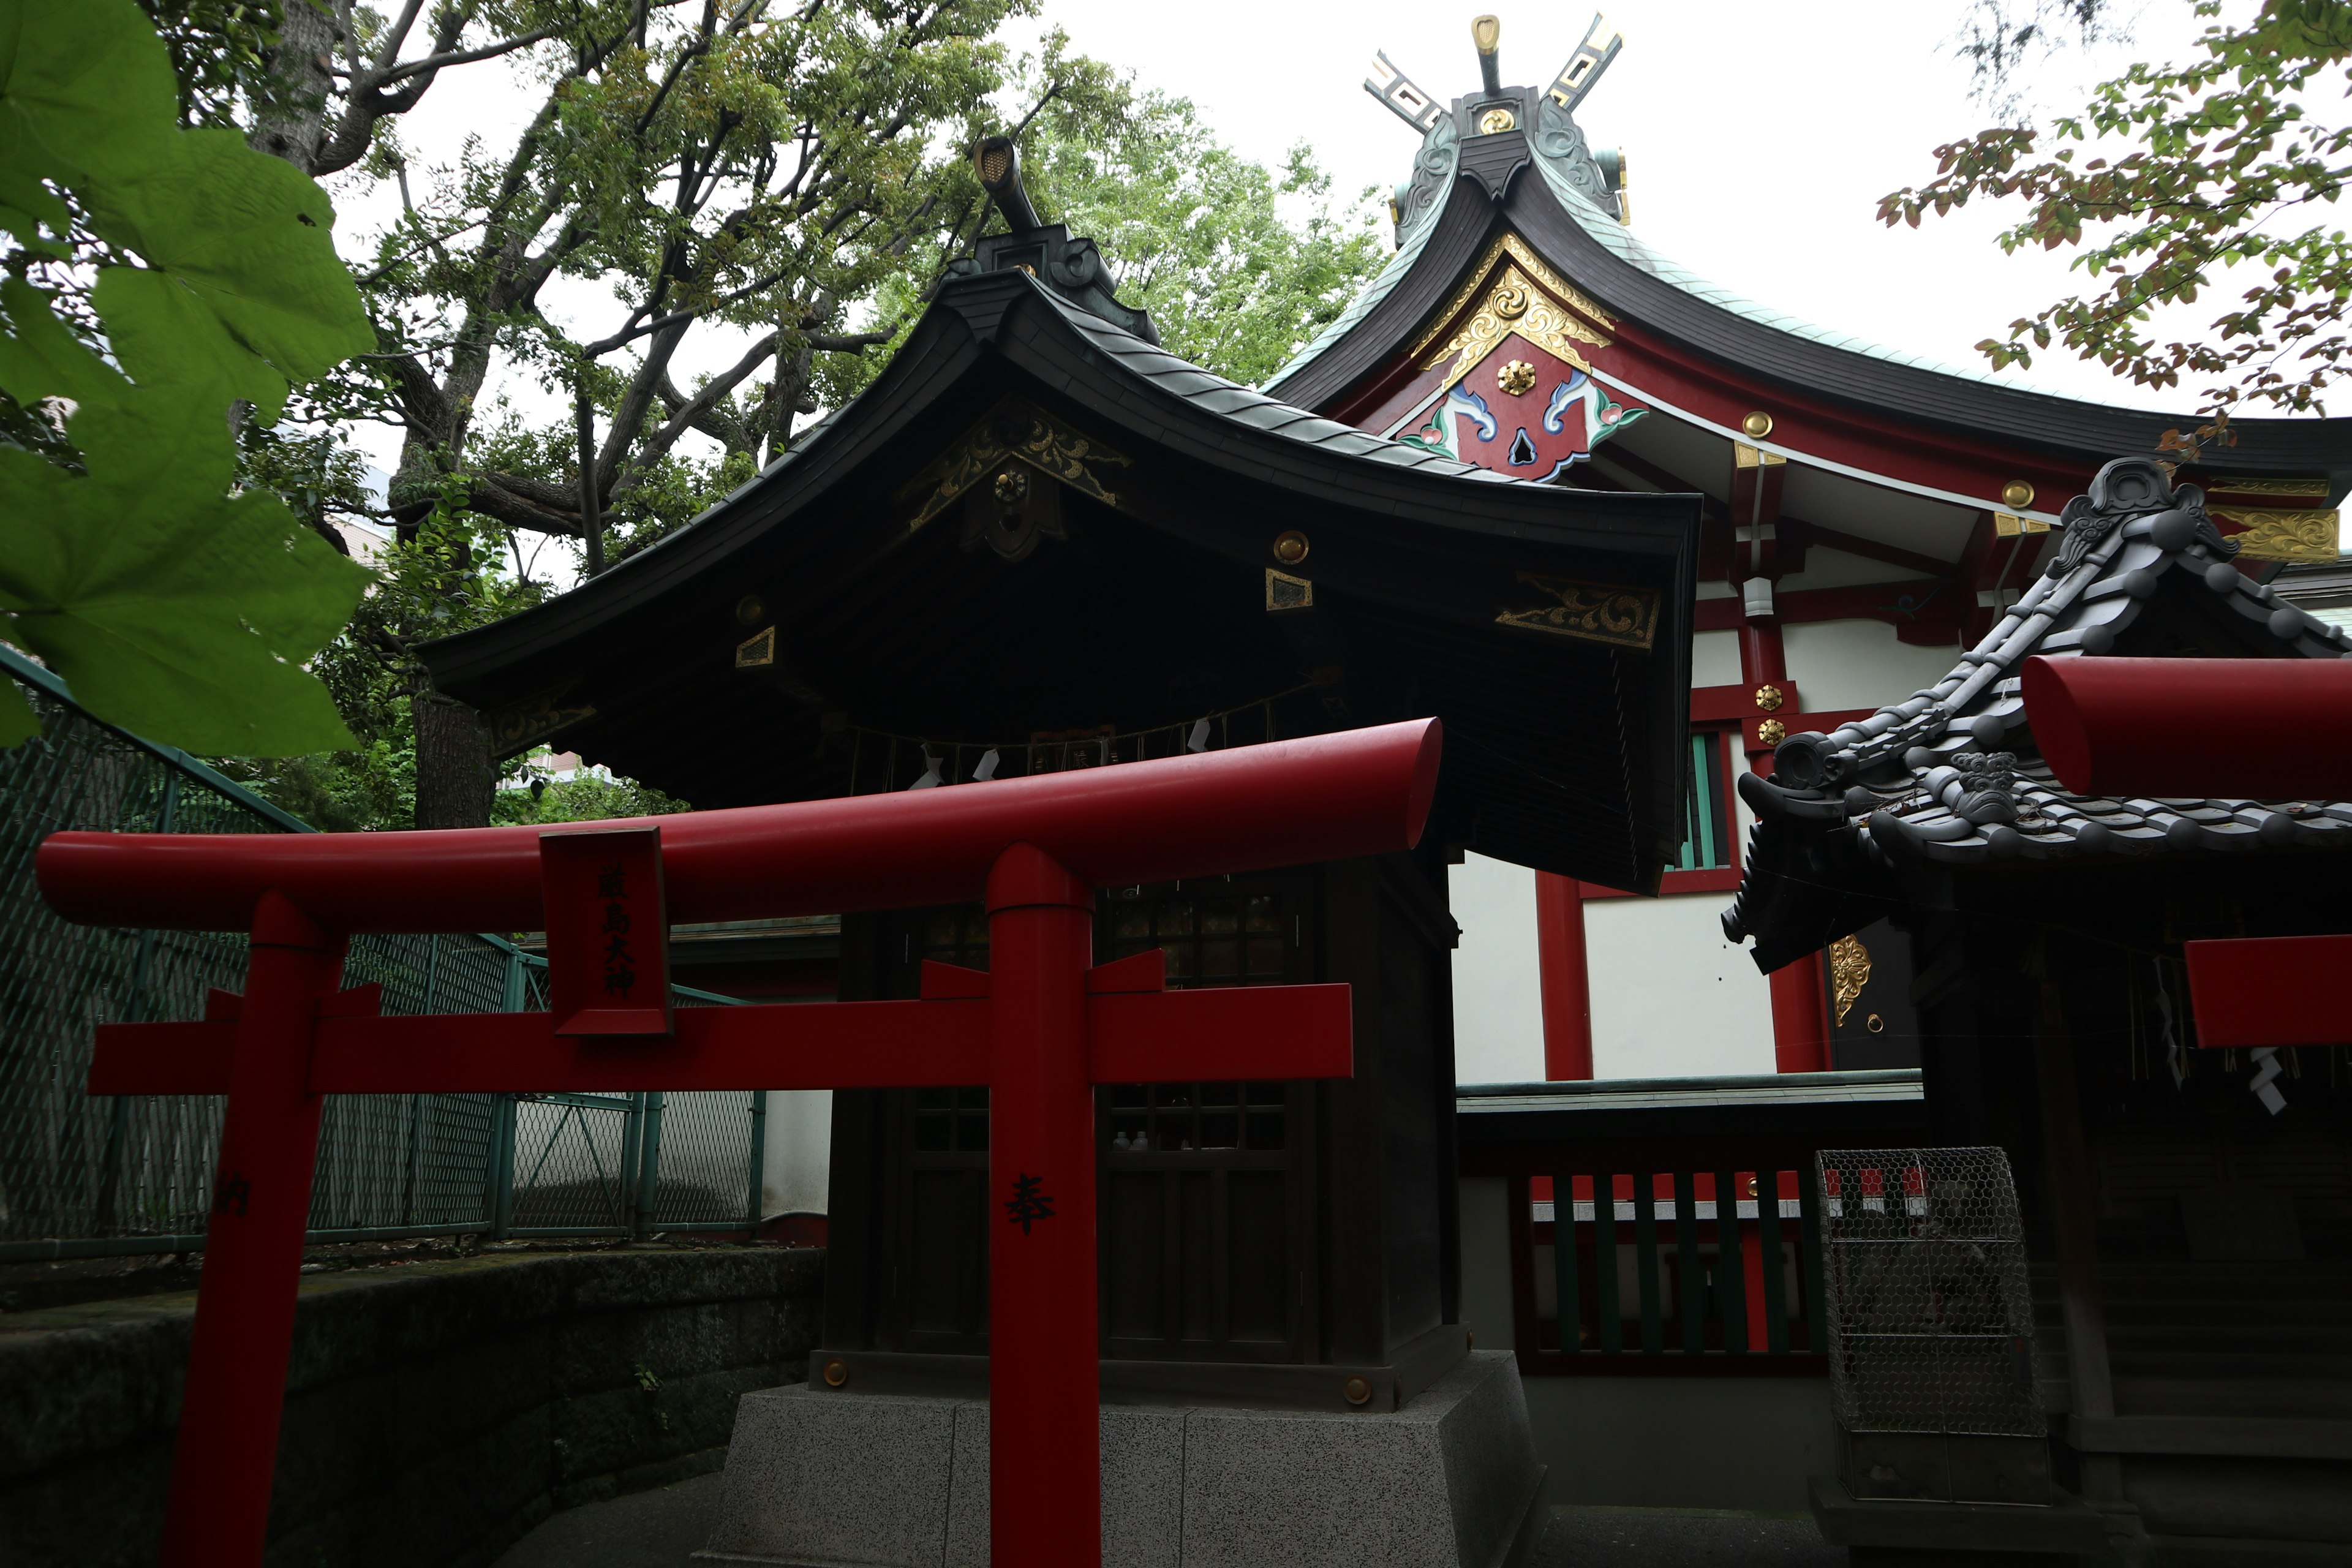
[735,626,777,669]
[2207,475,2331,499]
[1828,933,1872,1027]
[1265,568,1314,613]
[899,396,1130,531]
[1493,571,1657,649]
[483,680,597,760]
[2211,507,2341,564]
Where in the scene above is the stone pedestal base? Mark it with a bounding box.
[695,1348,1545,1568]
[1810,1475,2109,1565]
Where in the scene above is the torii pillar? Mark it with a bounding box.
[39,719,1444,1568]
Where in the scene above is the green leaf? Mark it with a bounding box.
[0,0,178,231]
[0,381,368,755]
[89,130,373,420]
[0,277,132,413]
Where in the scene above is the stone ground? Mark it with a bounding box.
[489,1473,1849,1566]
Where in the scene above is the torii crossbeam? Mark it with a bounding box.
[37,719,1444,1568]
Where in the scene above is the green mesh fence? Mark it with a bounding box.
[0,647,763,1261]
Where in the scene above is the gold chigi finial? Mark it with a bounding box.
[1472,15,1502,95]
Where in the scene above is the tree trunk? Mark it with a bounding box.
[411,687,496,828]
[248,0,341,172]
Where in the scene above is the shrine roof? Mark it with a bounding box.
[1722,457,2352,973]
[420,267,1705,892]
[1263,113,2351,483]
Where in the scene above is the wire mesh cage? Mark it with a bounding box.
[1816,1145,2042,1439]
[1,651,766,1259]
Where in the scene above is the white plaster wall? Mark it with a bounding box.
[1783,617,1961,714]
[1584,893,1777,1079]
[1690,626,1743,688]
[1776,546,1936,592]
[760,1088,832,1216]
[1449,853,1546,1085]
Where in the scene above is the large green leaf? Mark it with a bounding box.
[91,131,373,420]
[0,0,177,247]
[0,379,368,755]
[0,277,132,413]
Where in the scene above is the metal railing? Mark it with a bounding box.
[0,644,766,1262]
[1526,1167,1829,1360]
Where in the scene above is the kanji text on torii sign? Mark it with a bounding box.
[39,718,1443,1568]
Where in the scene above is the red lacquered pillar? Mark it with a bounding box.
[984,842,1100,1567]
[162,891,345,1567]
[1534,872,1593,1080]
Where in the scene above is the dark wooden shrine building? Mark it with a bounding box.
[1725,458,2352,1561]
[419,165,1700,1410]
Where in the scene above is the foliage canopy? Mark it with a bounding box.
[1887,0,2352,434]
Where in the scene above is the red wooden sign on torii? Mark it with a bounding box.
[37,719,1444,1568]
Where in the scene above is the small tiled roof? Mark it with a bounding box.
[1723,457,2352,971]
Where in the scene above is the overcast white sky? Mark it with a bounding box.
[1006,0,2188,408]
[344,0,2267,505]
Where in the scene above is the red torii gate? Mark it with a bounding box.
[2021,654,2352,1055]
[37,719,1444,1568]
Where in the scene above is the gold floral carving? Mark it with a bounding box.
[2211,507,2340,564]
[483,680,597,760]
[1410,233,1615,393]
[1493,571,1657,650]
[1422,265,1610,391]
[1415,233,1616,349]
[1828,933,1872,1027]
[899,396,1129,531]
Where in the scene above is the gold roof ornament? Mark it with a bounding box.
[1828,933,1872,1027]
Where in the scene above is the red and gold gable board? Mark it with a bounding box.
[1338,233,2119,519]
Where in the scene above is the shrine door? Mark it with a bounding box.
[862,868,1321,1365]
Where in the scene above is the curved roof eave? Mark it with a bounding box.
[420,268,1702,699]
[1264,138,2352,482]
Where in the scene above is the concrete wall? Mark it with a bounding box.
[1449,854,1547,1085]
[0,1246,824,1568]
[1458,1177,1837,1513]
[1585,893,1777,1078]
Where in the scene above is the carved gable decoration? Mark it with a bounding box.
[900,396,1129,532]
[1494,571,1658,650]
[1412,233,1615,393]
